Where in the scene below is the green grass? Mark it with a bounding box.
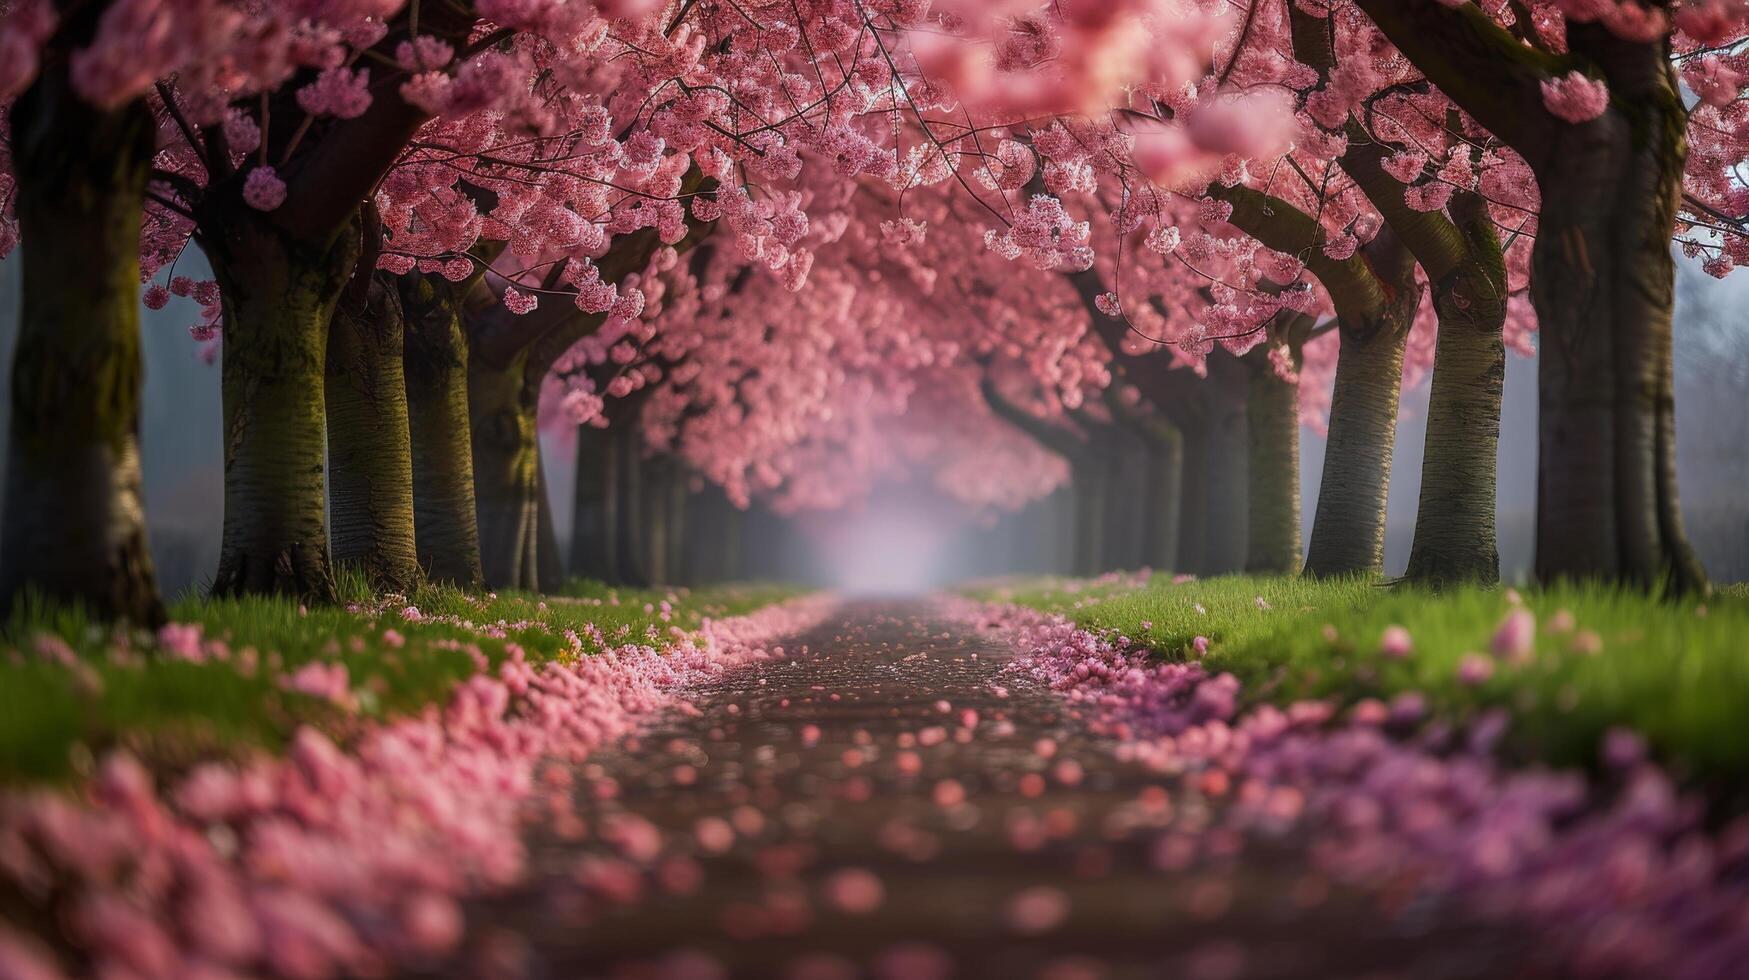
[0,576,803,786]
[966,574,1749,799]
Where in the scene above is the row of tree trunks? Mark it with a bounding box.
[1350,0,1707,593]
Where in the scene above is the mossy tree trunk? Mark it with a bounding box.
[400,274,483,588]
[1303,321,1412,577]
[1245,364,1302,575]
[199,205,360,601]
[326,272,419,593]
[1243,325,1307,576]
[1,68,163,625]
[536,455,563,593]
[1405,194,1507,585]
[467,353,541,591]
[1302,229,1420,579]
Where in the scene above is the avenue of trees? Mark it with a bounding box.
[2,0,1744,625]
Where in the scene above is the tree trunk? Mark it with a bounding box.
[199,207,359,601]
[1246,360,1302,575]
[1100,434,1147,571]
[642,458,675,585]
[326,273,419,593]
[570,425,615,582]
[1140,421,1183,572]
[1406,263,1505,584]
[1,74,163,625]
[1529,33,1707,592]
[535,450,563,593]
[1303,323,1410,578]
[1049,487,1076,575]
[1202,357,1250,575]
[612,422,651,588]
[1071,460,1106,575]
[467,355,540,591]
[689,486,742,585]
[400,275,483,588]
[1175,429,1210,575]
[666,471,690,586]
[1345,0,1708,593]
[717,496,743,583]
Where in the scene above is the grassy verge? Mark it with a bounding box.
[966,574,1749,799]
[0,575,802,786]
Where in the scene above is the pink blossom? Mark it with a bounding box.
[1378,625,1413,659]
[296,66,373,119]
[503,286,539,315]
[157,622,205,661]
[1540,71,1610,123]
[280,661,355,711]
[242,168,288,212]
[1456,652,1494,686]
[1491,608,1537,664]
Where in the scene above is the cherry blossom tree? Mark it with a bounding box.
[1342,0,1749,591]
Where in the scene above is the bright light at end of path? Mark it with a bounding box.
[809,505,951,595]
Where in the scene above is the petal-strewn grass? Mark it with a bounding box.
[965,574,1749,799]
[0,573,803,785]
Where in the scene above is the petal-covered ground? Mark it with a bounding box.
[0,596,836,980]
[430,599,1726,980]
[6,596,1748,979]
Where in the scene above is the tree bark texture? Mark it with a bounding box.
[1,69,163,624]
[401,275,484,588]
[467,355,541,591]
[326,273,419,592]
[199,205,360,601]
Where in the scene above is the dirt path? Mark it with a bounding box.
[437,601,1545,980]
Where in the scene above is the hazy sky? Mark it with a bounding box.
[1,248,1744,591]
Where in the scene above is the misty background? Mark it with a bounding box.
[1,249,1745,594]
